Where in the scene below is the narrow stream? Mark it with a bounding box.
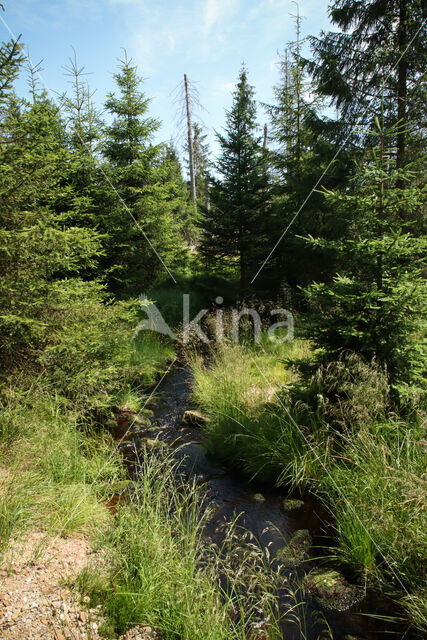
[123,365,413,640]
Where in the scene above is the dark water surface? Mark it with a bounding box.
[129,366,413,640]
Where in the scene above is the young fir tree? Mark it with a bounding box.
[193,123,210,207]
[0,37,23,105]
[0,58,104,367]
[60,50,103,155]
[264,21,352,294]
[200,66,270,292]
[158,142,196,246]
[58,51,104,232]
[303,117,426,390]
[184,122,210,213]
[101,53,186,293]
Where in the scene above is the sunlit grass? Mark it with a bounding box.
[192,336,323,485]
[191,333,427,631]
[0,388,125,551]
[74,451,286,640]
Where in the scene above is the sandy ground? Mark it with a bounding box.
[0,532,157,640]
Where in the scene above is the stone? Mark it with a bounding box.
[274,529,312,567]
[183,409,210,425]
[282,498,304,511]
[303,568,364,611]
[119,625,158,639]
[251,493,266,503]
[140,438,166,449]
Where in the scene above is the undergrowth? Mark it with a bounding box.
[75,451,288,640]
[191,334,427,632]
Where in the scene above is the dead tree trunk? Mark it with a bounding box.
[184,74,197,204]
[263,123,268,177]
[396,0,407,174]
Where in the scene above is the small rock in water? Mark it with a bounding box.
[282,498,304,511]
[207,501,222,520]
[251,493,266,503]
[183,409,210,425]
[140,438,166,449]
[303,568,364,611]
[274,529,311,567]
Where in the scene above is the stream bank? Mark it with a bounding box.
[118,365,414,640]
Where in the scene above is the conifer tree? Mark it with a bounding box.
[303,118,426,389]
[0,67,103,366]
[185,122,210,211]
[60,50,103,155]
[307,0,426,168]
[101,53,186,292]
[200,66,271,291]
[0,37,23,105]
[264,23,352,293]
[58,51,104,232]
[157,142,196,246]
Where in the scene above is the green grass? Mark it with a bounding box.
[321,424,427,631]
[191,334,427,632]
[0,316,174,551]
[192,337,324,486]
[0,320,295,640]
[75,452,286,640]
[0,389,123,551]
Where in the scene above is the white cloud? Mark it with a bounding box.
[219,81,235,92]
[201,0,239,36]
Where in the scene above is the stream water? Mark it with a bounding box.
[123,365,414,640]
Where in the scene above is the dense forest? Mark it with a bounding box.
[0,1,426,640]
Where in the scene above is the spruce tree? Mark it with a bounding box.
[303,118,426,389]
[160,142,196,245]
[101,53,186,293]
[184,122,210,213]
[0,74,103,366]
[58,51,104,232]
[264,27,352,294]
[200,66,270,292]
[307,0,426,168]
[0,37,23,105]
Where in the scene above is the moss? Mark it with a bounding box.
[303,569,363,611]
[282,499,304,511]
[251,493,266,503]
[274,529,311,567]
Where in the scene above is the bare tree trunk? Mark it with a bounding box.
[184,74,197,204]
[263,123,268,178]
[396,0,407,174]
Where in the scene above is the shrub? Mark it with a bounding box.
[292,352,390,430]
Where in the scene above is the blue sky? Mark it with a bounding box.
[1,0,333,159]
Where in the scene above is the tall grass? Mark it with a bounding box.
[192,338,325,486]
[0,325,292,639]
[321,423,427,628]
[0,388,123,553]
[191,335,427,632]
[75,451,285,640]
